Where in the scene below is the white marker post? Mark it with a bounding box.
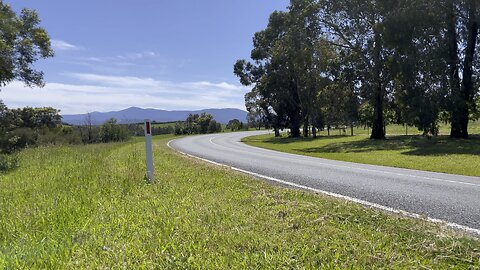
[144,119,155,183]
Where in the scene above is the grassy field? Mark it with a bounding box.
[243,124,480,177]
[0,136,479,268]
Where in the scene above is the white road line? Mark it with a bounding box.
[167,139,480,236]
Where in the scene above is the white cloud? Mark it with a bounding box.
[116,51,157,61]
[0,74,250,114]
[51,40,79,51]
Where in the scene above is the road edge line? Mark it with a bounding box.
[166,139,480,237]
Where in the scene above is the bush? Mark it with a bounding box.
[0,153,18,173]
[101,118,129,143]
[0,128,37,154]
[174,122,185,135]
[36,127,82,146]
[208,120,222,133]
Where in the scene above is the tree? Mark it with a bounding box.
[444,0,478,138]
[207,120,222,133]
[180,113,220,135]
[235,1,323,138]
[80,112,100,144]
[317,0,401,139]
[227,119,242,131]
[197,113,213,134]
[383,1,446,136]
[0,3,53,89]
[185,113,199,134]
[244,90,267,130]
[0,103,64,152]
[101,118,129,143]
[235,11,301,137]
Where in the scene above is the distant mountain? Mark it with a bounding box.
[62,107,248,125]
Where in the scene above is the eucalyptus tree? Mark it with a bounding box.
[384,1,447,135]
[235,0,323,138]
[0,3,53,89]
[444,0,479,138]
[317,0,401,139]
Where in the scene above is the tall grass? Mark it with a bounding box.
[0,135,478,268]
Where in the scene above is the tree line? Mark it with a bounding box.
[235,0,480,139]
[174,113,222,135]
[0,103,135,154]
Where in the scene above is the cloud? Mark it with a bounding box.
[116,51,157,61]
[51,40,79,51]
[1,74,250,114]
[68,52,164,73]
[77,52,158,64]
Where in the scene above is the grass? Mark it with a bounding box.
[243,124,480,177]
[0,135,479,268]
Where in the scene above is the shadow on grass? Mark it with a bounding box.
[252,135,348,145]
[290,135,480,156]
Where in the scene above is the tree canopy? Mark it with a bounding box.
[0,2,53,89]
[235,0,479,139]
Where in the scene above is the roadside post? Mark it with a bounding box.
[144,119,155,183]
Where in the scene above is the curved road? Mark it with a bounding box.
[169,131,480,233]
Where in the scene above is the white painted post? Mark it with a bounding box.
[144,119,155,183]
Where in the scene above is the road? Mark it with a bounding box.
[168,131,480,233]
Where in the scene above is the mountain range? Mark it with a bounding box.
[62,107,248,125]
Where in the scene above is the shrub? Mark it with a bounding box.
[0,128,37,154]
[174,122,185,135]
[0,153,18,173]
[101,118,129,142]
[208,120,222,133]
[36,127,82,146]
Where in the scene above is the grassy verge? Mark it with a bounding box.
[243,132,480,177]
[0,135,479,268]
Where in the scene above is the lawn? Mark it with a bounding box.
[0,135,479,268]
[243,125,480,177]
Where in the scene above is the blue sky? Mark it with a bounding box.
[2,0,288,114]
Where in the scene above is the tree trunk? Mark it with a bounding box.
[370,30,386,140]
[303,116,309,137]
[312,126,317,138]
[371,83,385,139]
[291,125,300,137]
[448,0,469,138]
[274,127,280,137]
[350,123,354,136]
[458,0,478,138]
[290,114,301,137]
[327,125,330,136]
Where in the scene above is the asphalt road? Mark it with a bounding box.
[169,131,480,232]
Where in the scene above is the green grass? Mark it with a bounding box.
[243,125,480,177]
[152,122,177,128]
[0,135,479,268]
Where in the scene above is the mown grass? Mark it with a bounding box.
[243,124,480,177]
[0,135,479,268]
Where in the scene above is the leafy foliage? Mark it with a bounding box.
[174,113,222,135]
[235,0,480,139]
[100,118,129,143]
[0,102,63,153]
[0,153,18,173]
[0,2,53,88]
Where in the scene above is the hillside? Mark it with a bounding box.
[62,107,247,125]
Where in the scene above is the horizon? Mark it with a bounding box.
[62,106,248,116]
[1,1,288,114]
